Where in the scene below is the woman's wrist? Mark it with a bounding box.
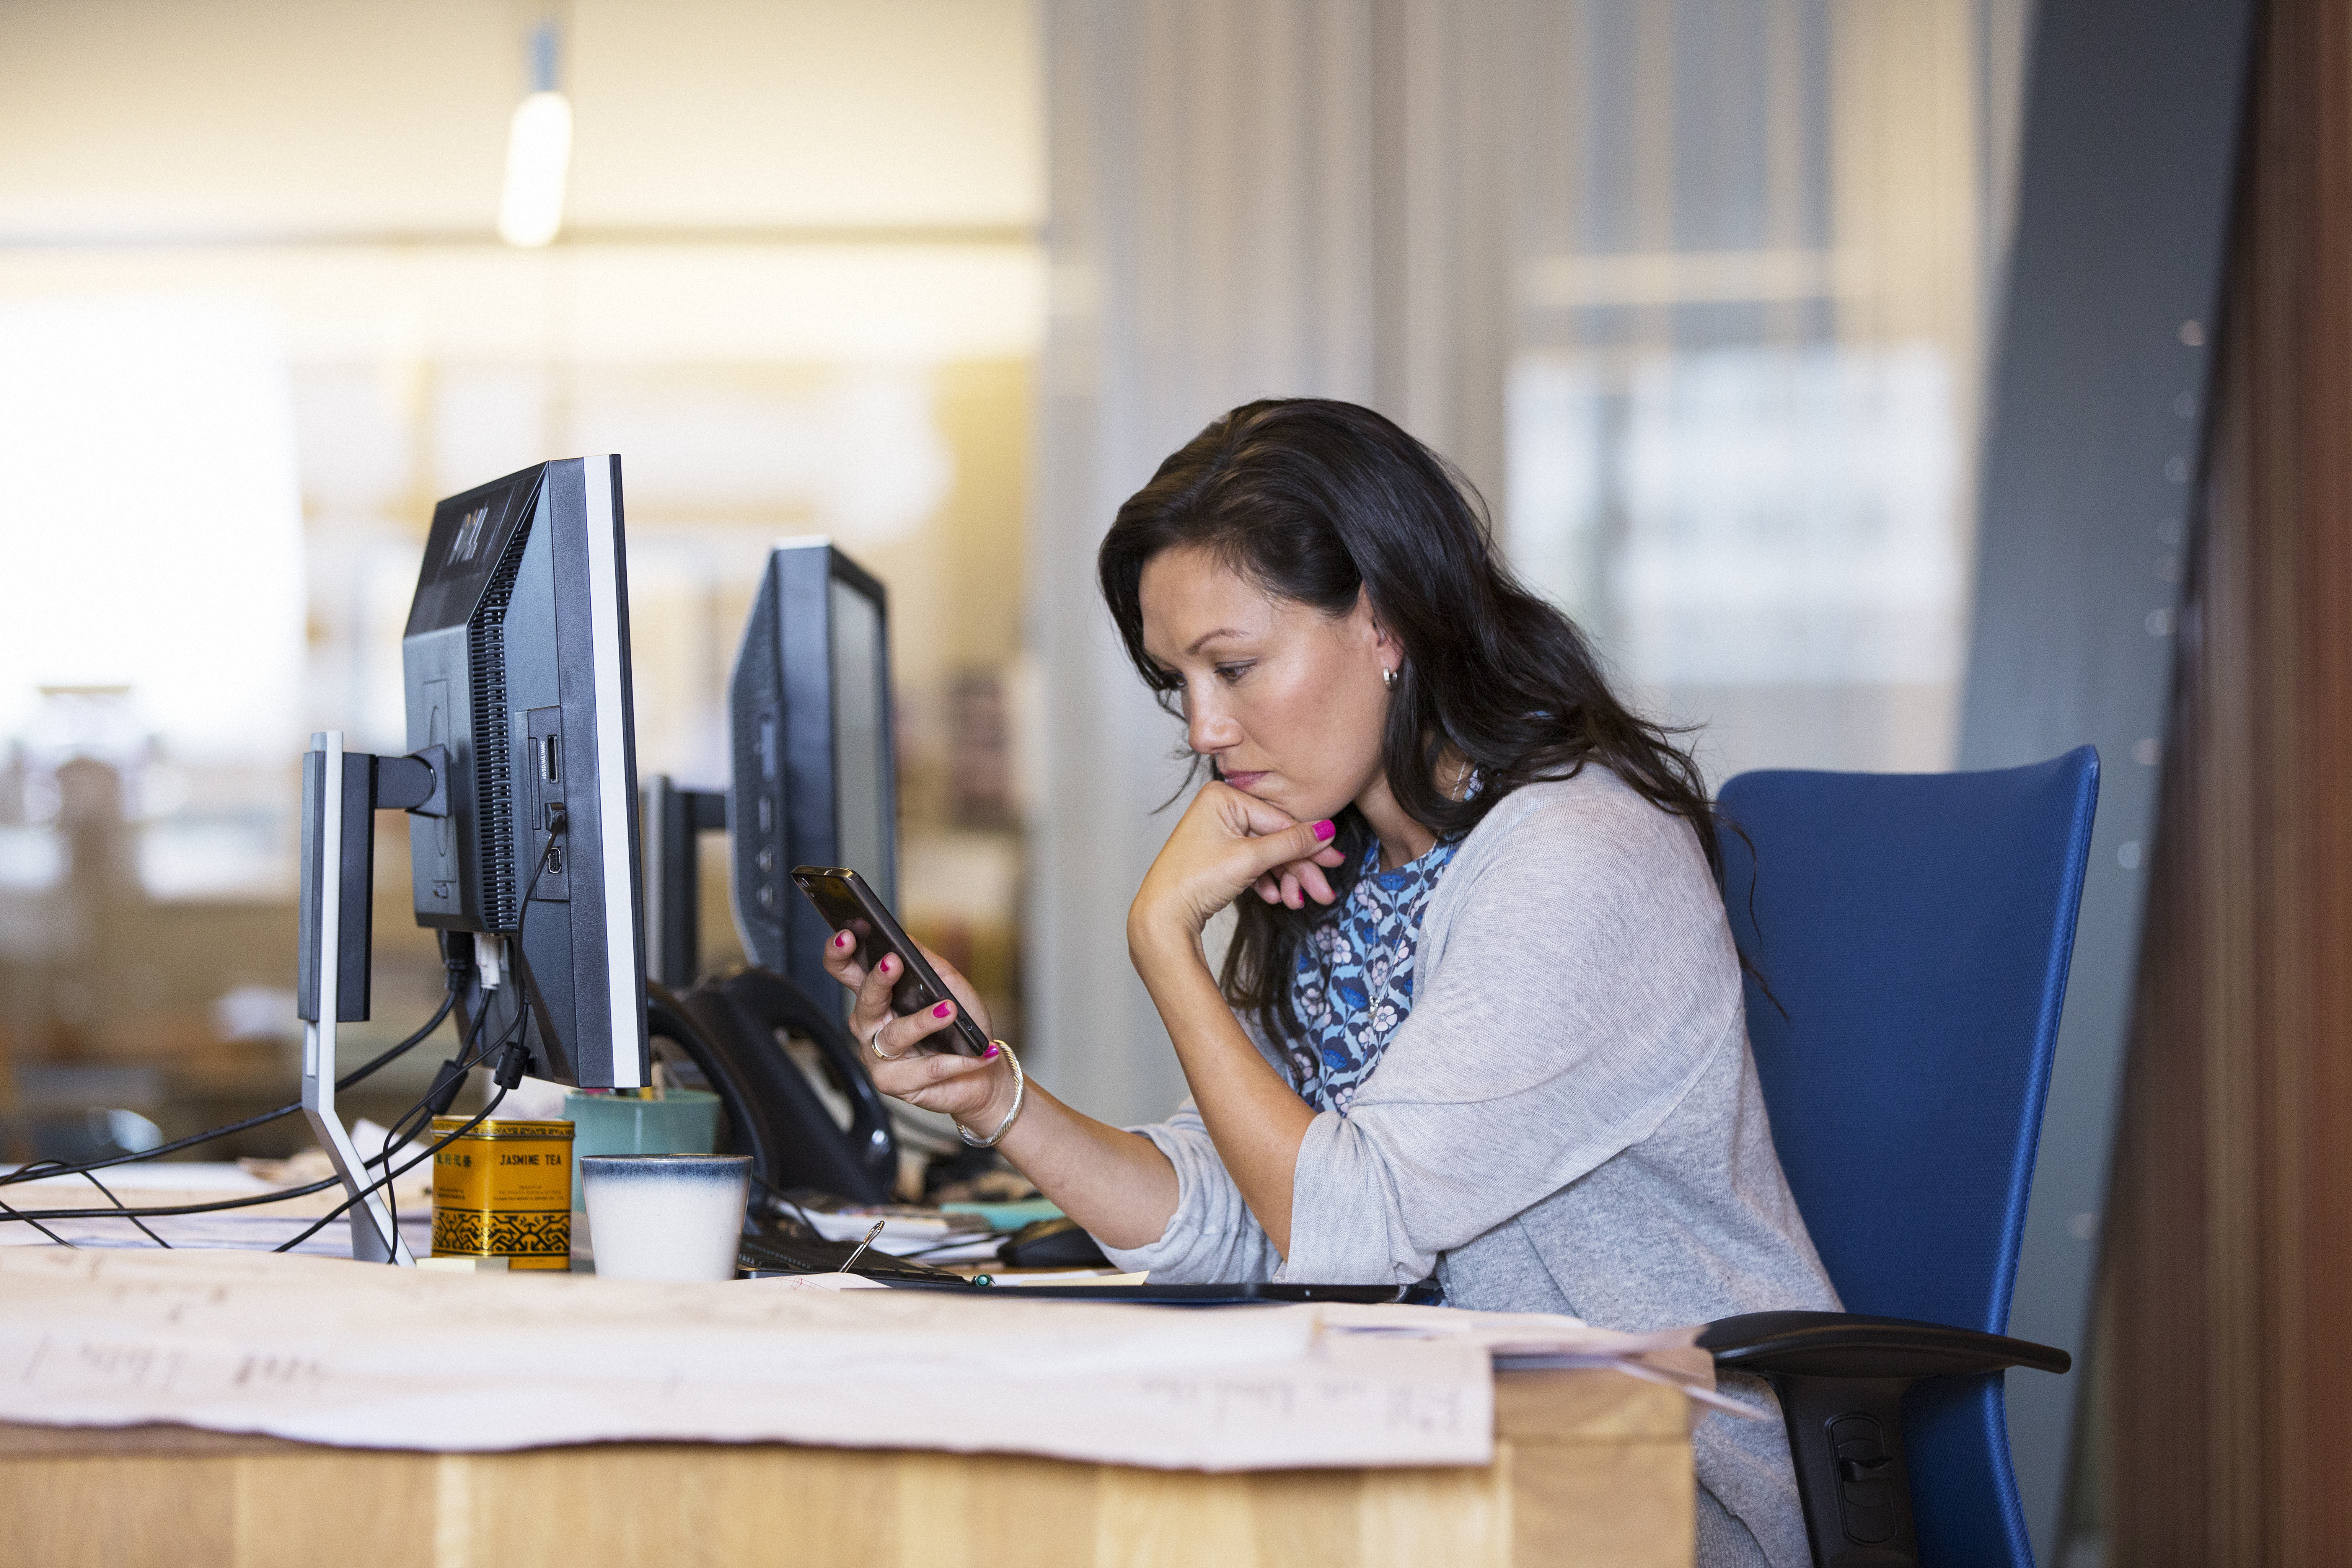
[954,1044,1025,1148]
[955,1047,1023,1138]
[1126,907,1206,975]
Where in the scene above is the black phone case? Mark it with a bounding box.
[790,866,993,1057]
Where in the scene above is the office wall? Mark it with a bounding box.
[2099,0,2352,1554]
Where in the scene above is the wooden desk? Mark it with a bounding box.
[1,1367,1690,1568]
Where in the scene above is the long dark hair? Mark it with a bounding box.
[1097,397,1724,1045]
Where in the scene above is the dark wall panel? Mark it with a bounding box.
[1956,0,2254,1553]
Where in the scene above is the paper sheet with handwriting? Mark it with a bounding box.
[0,1249,1506,1470]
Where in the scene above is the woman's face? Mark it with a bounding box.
[1137,545,1397,824]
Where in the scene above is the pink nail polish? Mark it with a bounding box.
[932,1002,953,1018]
[984,1043,1001,1059]
[1314,819,1337,841]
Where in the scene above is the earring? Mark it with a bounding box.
[1382,666,1399,691]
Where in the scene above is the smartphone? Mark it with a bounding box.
[791,866,992,1058]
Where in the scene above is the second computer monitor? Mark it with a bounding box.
[729,540,897,1011]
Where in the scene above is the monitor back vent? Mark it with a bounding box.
[467,513,533,930]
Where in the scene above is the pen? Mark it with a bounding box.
[838,1220,885,1273]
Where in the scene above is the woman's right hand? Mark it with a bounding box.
[820,931,1012,1124]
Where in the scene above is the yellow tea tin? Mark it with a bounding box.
[430,1116,573,1270]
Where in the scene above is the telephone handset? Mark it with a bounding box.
[654,970,898,1207]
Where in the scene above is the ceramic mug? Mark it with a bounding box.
[580,1152,750,1282]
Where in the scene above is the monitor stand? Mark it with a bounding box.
[302,1026,411,1265]
[642,774,727,989]
[298,731,420,1266]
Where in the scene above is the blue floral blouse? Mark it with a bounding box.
[1284,837,1460,1114]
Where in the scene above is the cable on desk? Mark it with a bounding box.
[369,963,504,1176]
[338,980,463,1092]
[0,940,476,1227]
[284,832,559,1260]
[271,1043,530,1256]
[363,837,560,1256]
[0,1174,346,1225]
[354,998,521,1259]
[8,843,570,1252]
[0,938,469,1193]
[0,1007,501,1232]
[0,1188,80,1247]
[372,836,556,1174]
[11,1159,174,1248]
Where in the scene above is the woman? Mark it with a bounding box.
[823,398,1838,1568]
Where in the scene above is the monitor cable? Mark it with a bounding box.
[355,830,561,1257]
[270,1037,532,1257]
[0,936,472,1234]
[5,1161,174,1249]
[3,833,584,1260]
[0,1182,86,1248]
[286,932,545,1257]
[0,934,471,1196]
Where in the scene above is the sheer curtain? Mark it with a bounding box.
[1028,0,1514,1124]
[1026,0,2023,1128]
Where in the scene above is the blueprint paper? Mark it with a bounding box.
[0,1248,1496,1470]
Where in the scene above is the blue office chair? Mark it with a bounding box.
[1698,746,2098,1568]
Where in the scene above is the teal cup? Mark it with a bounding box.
[563,1089,724,1211]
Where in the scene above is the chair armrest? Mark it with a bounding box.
[1698,1312,2068,1566]
[1698,1309,2070,1381]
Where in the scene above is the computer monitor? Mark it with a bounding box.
[400,456,650,1088]
[728,540,897,1014]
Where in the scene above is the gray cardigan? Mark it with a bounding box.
[1100,768,1840,1568]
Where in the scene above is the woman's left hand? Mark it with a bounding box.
[1127,781,1348,958]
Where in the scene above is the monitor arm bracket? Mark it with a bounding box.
[376,745,448,817]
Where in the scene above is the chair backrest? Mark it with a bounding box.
[1717,746,2098,1568]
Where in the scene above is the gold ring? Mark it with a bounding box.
[870,1024,906,1061]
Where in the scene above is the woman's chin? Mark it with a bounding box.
[1223,773,1343,826]
[1259,787,1346,825]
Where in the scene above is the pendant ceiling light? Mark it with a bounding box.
[498,22,572,249]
